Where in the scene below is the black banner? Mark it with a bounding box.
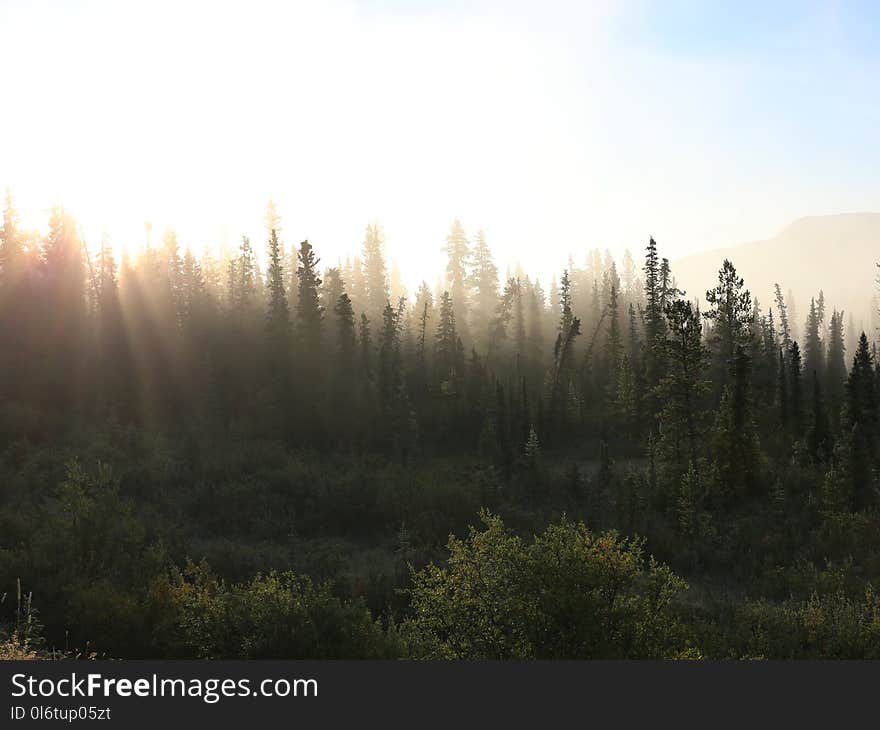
[0,661,876,727]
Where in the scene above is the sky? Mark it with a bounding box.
[0,0,878,290]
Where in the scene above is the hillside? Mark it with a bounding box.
[672,213,880,341]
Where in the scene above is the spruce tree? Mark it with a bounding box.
[844,333,878,509]
[469,230,499,348]
[558,269,574,336]
[825,309,847,431]
[295,239,323,352]
[603,283,622,388]
[657,299,708,475]
[704,259,753,387]
[239,236,257,304]
[803,297,824,380]
[362,223,388,323]
[550,270,581,427]
[643,237,667,416]
[774,283,792,353]
[444,220,470,344]
[378,301,403,411]
[321,268,345,319]
[265,228,290,349]
[435,290,458,387]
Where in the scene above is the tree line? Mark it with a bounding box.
[1,191,880,659]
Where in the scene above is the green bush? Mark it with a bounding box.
[153,561,397,659]
[402,511,693,659]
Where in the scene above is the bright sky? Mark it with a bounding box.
[1,0,878,289]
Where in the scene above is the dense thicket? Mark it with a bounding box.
[2,196,880,659]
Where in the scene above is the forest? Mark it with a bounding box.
[1,191,879,660]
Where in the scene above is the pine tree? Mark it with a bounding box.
[643,237,667,413]
[435,290,458,387]
[469,230,498,348]
[603,283,622,388]
[295,239,323,352]
[657,299,708,475]
[704,259,753,386]
[378,301,403,411]
[659,257,679,311]
[180,249,207,332]
[773,283,792,353]
[843,333,878,509]
[444,219,470,344]
[558,269,574,336]
[550,270,581,427]
[327,290,358,442]
[265,228,290,349]
[362,223,388,323]
[237,236,257,310]
[321,267,345,319]
[803,297,824,380]
[825,309,847,430]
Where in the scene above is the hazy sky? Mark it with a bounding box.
[1,0,878,289]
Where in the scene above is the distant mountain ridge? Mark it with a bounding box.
[672,212,880,338]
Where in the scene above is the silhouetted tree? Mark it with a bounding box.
[362,223,388,323]
[444,220,470,344]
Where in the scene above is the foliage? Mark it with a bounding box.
[402,512,691,659]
